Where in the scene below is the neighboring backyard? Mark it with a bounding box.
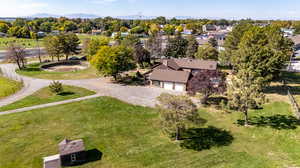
[0,76,22,99]
[0,34,95,50]
[0,85,96,112]
[0,96,299,168]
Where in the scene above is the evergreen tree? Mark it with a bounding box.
[195,43,219,61]
[186,36,199,58]
[164,35,188,58]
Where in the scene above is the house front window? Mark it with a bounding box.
[71,154,76,162]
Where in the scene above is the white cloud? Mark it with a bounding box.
[0,0,49,17]
[89,0,137,4]
[89,0,118,4]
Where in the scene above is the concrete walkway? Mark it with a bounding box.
[0,63,180,115]
[0,94,102,116]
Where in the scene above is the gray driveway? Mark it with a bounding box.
[0,64,179,111]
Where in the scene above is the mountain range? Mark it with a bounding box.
[28,13,196,20]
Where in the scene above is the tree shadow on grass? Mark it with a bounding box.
[58,91,75,96]
[263,85,300,96]
[206,96,228,106]
[237,115,300,130]
[180,126,234,151]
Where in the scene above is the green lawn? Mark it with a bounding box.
[0,96,299,168]
[0,37,42,50]
[16,62,99,80]
[0,85,95,112]
[0,76,22,99]
[0,34,95,50]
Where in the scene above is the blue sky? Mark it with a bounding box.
[1,0,300,19]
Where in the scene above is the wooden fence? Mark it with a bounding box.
[287,88,300,119]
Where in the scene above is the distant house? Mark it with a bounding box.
[290,35,300,57]
[37,31,46,37]
[181,29,193,35]
[59,139,87,166]
[111,32,129,38]
[149,59,217,91]
[202,24,217,32]
[281,28,295,37]
[92,29,102,35]
[0,32,7,37]
[51,30,60,35]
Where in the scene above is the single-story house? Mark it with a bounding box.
[150,69,190,92]
[92,29,102,35]
[149,59,218,92]
[202,24,217,32]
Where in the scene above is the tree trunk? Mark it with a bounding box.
[37,39,42,63]
[244,110,249,126]
[201,94,210,104]
[66,54,69,60]
[16,60,21,70]
[20,58,25,69]
[175,126,180,141]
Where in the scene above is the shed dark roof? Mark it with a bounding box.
[59,139,85,156]
[149,69,190,83]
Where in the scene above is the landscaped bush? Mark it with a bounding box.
[49,81,63,94]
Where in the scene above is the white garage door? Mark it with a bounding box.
[164,82,174,90]
[175,83,185,92]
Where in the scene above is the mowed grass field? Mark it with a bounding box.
[0,37,41,50]
[0,96,300,168]
[0,76,22,99]
[16,62,99,80]
[0,34,96,50]
[0,85,96,112]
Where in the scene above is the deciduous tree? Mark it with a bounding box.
[5,43,27,69]
[90,45,135,80]
[157,93,199,141]
[187,70,226,104]
[227,69,265,126]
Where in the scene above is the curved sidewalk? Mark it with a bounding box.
[0,94,102,115]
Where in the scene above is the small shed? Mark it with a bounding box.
[58,139,87,166]
[43,154,61,168]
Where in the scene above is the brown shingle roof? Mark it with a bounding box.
[149,69,190,83]
[59,139,85,156]
[173,59,217,70]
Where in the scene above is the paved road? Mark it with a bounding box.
[0,48,47,61]
[0,63,179,114]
